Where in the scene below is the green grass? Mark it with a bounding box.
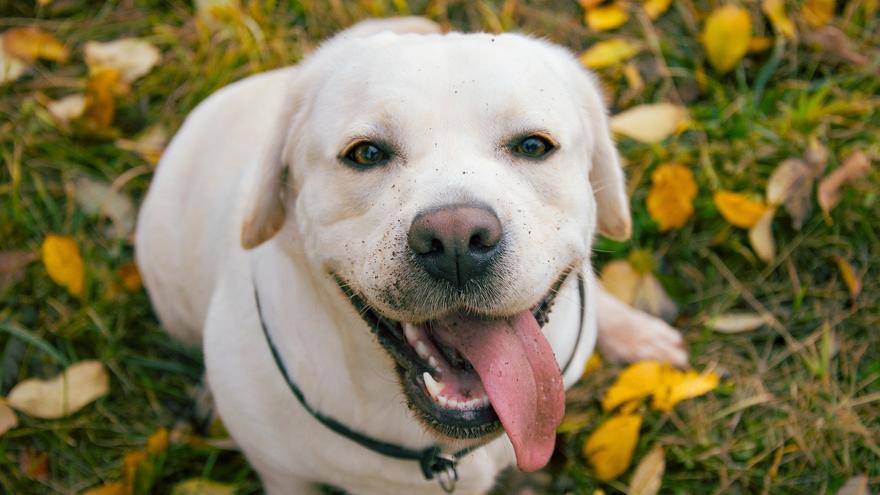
[1,1,878,494]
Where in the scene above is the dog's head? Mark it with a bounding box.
[240,25,629,471]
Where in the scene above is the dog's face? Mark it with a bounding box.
[241,32,630,471]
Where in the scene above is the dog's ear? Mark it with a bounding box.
[240,83,303,250]
[579,72,632,241]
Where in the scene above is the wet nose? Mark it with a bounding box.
[407,204,503,288]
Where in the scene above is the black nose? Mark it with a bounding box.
[407,204,503,288]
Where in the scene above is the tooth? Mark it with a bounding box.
[423,372,443,399]
[479,395,490,407]
[438,395,448,407]
[448,399,459,409]
[416,341,429,358]
[404,324,420,343]
[428,356,439,370]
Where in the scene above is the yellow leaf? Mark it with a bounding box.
[84,38,161,83]
[748,36,773,53]
[646,164,697,231]
[119,262,143,292]
[817,151,872,217]
[557,411,590,434]
[146,428,169,454]
[643,0,672,20]
[748,208,776,263]
[801,0,835,28]
[7,360,109,419]
[2,26,69,62]
[762,0,797,40]
[583,353,602,377]
[171,479,237,495]
[41,234,84,296]
[82,67,123,130]
[602,361,666,412]
[586,4,629,32]
[833,256,861,299]
[0,400,18,437]
[651,369,719,411]
[599,259,678,321]
[579,0,604,8]
[628,444,665,495]
[714,191,767,228]
[702,5,752,73]
[583,414,642,481]
[579,38,641,69]
[81,481,126,495]
[610,103,689,143]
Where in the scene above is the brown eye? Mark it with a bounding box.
[512,135,556,159]
[343,141,391,168]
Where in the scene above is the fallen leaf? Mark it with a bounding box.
[818,151,872,216]
[46,94,86,124]
[599,260,678,322]
[702,5,752,73]
[579,38,641,69]
[0,401,18,436]
[804,137,829,176]
[146,428,169,454]
[41,234,84,296]
[748,36,773,53]
[82,67,123,130]
[119,262,142,292]
[81,482,126,495]
[766,158,813,229]
[651,369,719,411]
[646,163,697,231]
[714,191,767,228]
[835,475,869,495]
[557,411,590,434]
[583,414,642,481]
[8,360,109,419]
[803,26,868,65]
[586,4,629,32]
[171,479,237,495]
[610,103,689,143]
[600,260,641,306]
[602,361,665,412]
[0,251,39,292]
[19,449,49,481]
[762,0,797,40]
[0,39,28,84]
[84,38,161,83]
[2,26,69,62]
[74,176,136,240]
[583,353,602,377]
[707,312,769,333]
[801,0,835,28]
[833,256,861,299]
[643,0,672,20]
[115,125,168,165]
[579,0,604,8]
[748,207,776,262]
[628,444,665,495]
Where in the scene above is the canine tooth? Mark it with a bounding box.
[479,395,490,407]
[423,372,443,399]
[428,356,439,370]
[415,341,429,358]
[438,395,449,407]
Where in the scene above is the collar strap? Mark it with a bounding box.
[253,274,585,493]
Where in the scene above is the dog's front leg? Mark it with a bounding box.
[260,471,326,495]
[594,284,688,367]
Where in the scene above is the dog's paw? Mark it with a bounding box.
[596,309,688,368]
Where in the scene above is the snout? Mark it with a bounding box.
[407,204,503,289]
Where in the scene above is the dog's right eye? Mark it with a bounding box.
[342,141,391,169]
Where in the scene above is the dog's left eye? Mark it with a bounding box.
[342,141,391,169]
[512,134,556,159]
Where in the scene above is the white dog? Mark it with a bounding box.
[136,17,686,495]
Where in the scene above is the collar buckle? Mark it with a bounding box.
[420,447,459,493]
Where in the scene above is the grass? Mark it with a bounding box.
[1,0,878,493]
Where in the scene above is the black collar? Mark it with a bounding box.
[253,275,586,493]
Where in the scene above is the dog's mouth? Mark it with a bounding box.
[335,269,570,472]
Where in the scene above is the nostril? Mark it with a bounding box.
[430,238,444,254]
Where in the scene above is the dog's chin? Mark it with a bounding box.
[333,269,571,441]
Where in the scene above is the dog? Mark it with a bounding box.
[135,17,686,495]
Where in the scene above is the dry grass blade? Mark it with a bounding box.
[628,444,665,495]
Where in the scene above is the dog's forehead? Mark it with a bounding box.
[307,33,584,130]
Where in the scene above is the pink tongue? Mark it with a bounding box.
[433,311,565,472]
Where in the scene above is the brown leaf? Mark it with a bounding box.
[115,125,168,166]
[119,262,143,292]
[748,208,776,263]
[833,256,862,299]
[74,176,136,240]
[19,449,49,481]
[766,159,813,230]
[82,67,124,130]
[0,251,38,292]
[599,260,677,322]
[8,360,109,419]
[628,444,665,495]
[835,475,869,495]
[818,151,872,216]
[0,401,18,437]
[146,428,169,454]
[804,137,829,176]
[804,26,869,65]
[2,26,69,62]
[82,482,127,495]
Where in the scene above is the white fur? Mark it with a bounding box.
[136,18,684,495]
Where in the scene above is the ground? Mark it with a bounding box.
[0,1,878,494]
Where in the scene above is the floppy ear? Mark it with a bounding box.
[240,85,303,250]
[579,73,632,241]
